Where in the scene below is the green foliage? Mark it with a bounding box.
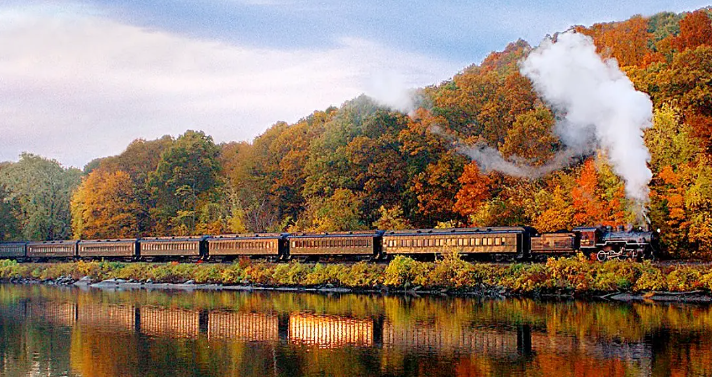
[148,131,222,235]
[0,153,81,240]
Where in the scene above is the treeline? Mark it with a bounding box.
[0,9,711,257]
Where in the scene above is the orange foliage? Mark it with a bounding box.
[454,163,492,219]
[71,169,140,239]
[577,15,651,67]
[674,10,712,51]
[571,160,608,226]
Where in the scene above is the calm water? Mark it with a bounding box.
[0,285,711,377]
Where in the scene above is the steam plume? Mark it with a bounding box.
[458,31,653,219]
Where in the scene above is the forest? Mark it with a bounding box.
[0,8,710,258]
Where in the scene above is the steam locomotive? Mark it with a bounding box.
[0,225,658,262]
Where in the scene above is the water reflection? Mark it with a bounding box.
[0,285,711,376]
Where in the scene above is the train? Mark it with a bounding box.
[0,225,658,262]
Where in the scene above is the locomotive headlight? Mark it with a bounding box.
[657,228,661,233]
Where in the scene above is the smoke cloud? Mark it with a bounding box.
[458,31,653,219]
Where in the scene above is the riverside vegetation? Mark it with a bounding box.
[2,252,712,296]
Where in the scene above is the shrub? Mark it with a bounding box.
[666,267,703,291]
[384,256,432,288]
[634,263,667,292]
[193,265,224,284]
[220,263,246,284]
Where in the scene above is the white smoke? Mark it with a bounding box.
[366,70,420,113]
[459,31,653,220]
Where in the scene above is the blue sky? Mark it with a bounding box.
[0,0,707,168]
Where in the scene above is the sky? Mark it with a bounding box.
[0,1,707,168]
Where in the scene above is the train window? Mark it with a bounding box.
[501,237,506,245]
[495,238,501,246]
[475,238,481,246]
[457,239,463,246]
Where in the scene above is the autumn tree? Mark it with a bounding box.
[296,188,366,232]
[500,107,559,164]
[71,170,140,239]
[531,184,575,232]
[372,205,412,230]
[86,136,174,235]
[673,10,712,52]
[646,105,712,256]
[576,15,651,68]
[454,163,493,221]
[571,159,609,226]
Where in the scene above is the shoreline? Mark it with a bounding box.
[3,277,711,304]
[2,256,712,303]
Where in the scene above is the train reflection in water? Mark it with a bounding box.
[3,287,710,376]
[0,294,655,365]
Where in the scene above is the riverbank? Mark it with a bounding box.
[1,254,712,301]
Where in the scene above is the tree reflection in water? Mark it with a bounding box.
[0,285,711,376]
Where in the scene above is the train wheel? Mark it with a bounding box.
[596,250,608,262]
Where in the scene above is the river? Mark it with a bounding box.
[0,284,710,376]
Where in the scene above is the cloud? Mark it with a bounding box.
[0,8,460,167]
